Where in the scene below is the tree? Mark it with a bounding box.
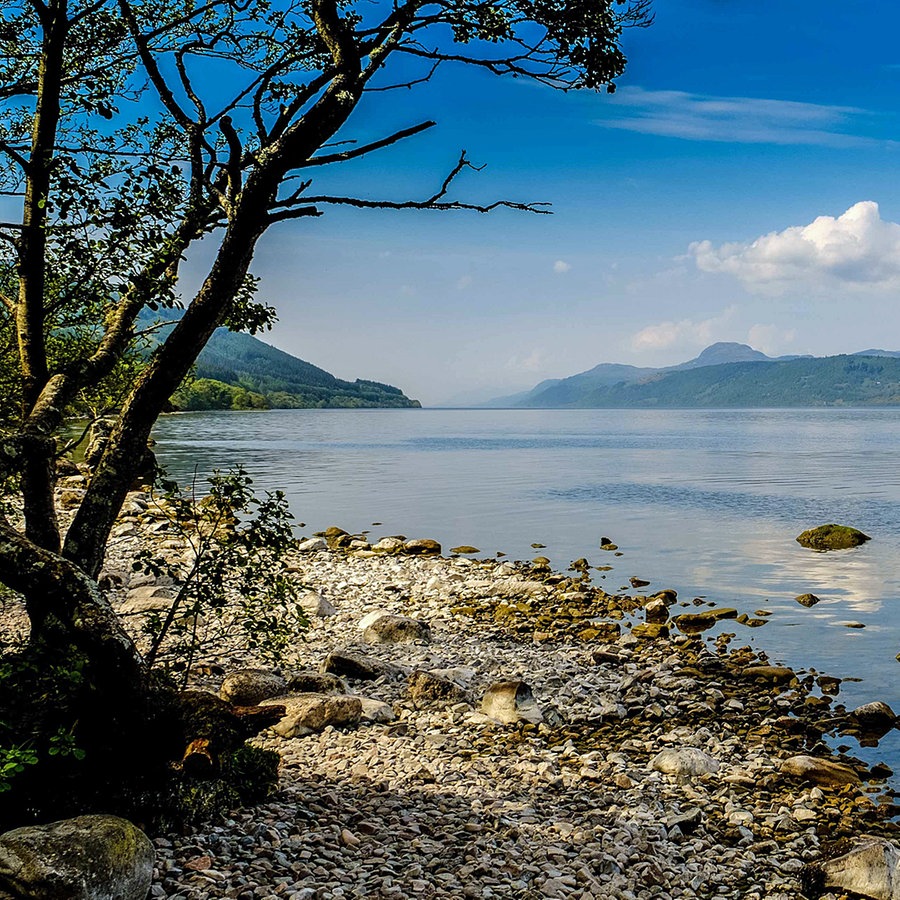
[0,0,652,822]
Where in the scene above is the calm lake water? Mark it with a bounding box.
[152,407,900,772]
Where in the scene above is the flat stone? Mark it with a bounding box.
[650,747,720,778]
[740,665,796,684]
[803,836,900,900]
[404,538,442,556]
[631,622,669,639]
[322,650,404,681]
[261,693,362,737]
[781,755,860,786]
[297,537,327,552]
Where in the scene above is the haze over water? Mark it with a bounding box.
[153,407,900,772]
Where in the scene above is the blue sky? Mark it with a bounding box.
[188,0,900,404]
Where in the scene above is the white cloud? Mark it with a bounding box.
[506,348,550,373]
[631,307,737,352]
[601,87,878,147]
[553,260,571,274]
[747,324,796,355]
[690,201,900,293]
[456,275,473,290]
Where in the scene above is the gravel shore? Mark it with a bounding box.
[12,485,900,899]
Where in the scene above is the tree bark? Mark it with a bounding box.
[0,519,148,691]
[17,0,69,554]
[63,191,272,577]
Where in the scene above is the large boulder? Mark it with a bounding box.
[651,748,719,778]
[781,755,860,786]
[803,836,900,900]
[0,815,153,900]
[796,524,871,551]
[322,650,404,681]
[850,701,896,730]
[481,681,543,725]
[403,538,441,556]
[219,668,288,706]
[298,590,337,617]
[363,615,431,645]
[286,670,348,695]
[407,670,471,707]
[261,693,363,737]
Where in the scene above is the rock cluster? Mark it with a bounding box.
[99,525,897,900]
[6,493,900,900]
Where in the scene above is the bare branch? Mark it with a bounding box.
[300,151,552,216]
[267,205,322,223]
[365,61,440,93]
[301,120,435,168]
[118,0,196,131]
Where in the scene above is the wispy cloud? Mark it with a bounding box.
[690,201,900,292]
[553,260,571,274]
[599,87,879,147]
[747,324,796,355]
[506,348,550,374]
[631,306,737,352]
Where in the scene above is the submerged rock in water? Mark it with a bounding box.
[850,700,896,730]
[795,592,821,607]
[796,523,871,551]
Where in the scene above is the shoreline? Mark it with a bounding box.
[6,486,900,898]
[98,502,900,899]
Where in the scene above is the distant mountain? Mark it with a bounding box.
[668,342,771,369]
[487,343,900,408]
[853,349,900,359]
[144,312,420,410]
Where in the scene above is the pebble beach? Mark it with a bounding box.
[12,486,900,900]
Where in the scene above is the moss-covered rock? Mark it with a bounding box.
[795,524,871,551]
[0,815,153,900]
